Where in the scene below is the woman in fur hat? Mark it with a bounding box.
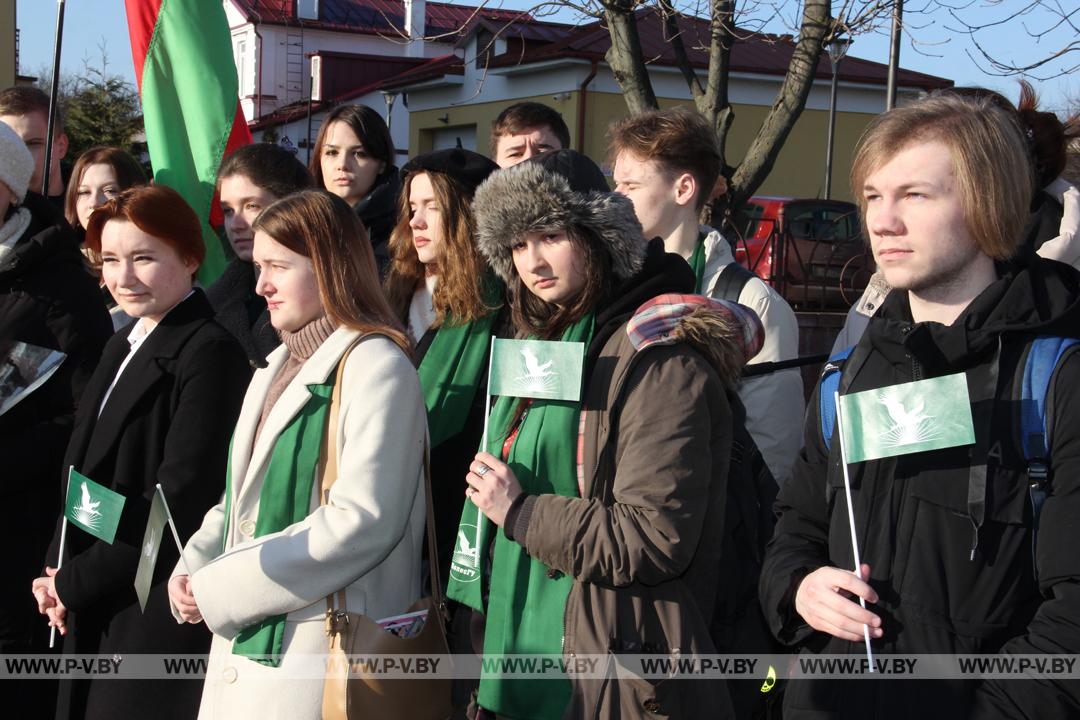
[383,148,504,580]
[451,149,763,720]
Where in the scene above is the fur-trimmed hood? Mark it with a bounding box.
[626,294,764,385]
[472,152,648,283]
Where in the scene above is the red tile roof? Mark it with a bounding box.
[234,0,541,38]
[487,8,951,90]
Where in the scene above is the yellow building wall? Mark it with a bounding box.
[0,0,15,89]
[407,89,875,201]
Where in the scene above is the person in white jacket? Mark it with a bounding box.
[609,107,803,485]
[167,190,426,720]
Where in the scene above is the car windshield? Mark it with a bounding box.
[786,205,860,243]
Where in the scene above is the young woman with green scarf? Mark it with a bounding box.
[454,150,764,720]
[166,190,427,719]
[383,148,504,578]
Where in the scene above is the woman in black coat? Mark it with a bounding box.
[32,185,250,720]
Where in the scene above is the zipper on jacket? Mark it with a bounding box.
[570,345,654,709]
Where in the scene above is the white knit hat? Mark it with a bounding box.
[0,120,34,203]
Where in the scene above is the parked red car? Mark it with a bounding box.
[727,196,872,310]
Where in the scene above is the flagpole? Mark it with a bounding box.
[42,0,68,196]
[833,392,875,668]
[50,466,74,649]
[481,336,496,453]
[155,484,190,575]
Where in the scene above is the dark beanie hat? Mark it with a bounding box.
[401,148,499,198]
[524,148,609,195]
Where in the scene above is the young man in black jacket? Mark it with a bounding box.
[760,93,1080,718]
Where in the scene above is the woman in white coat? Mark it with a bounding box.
[167,190,427,719]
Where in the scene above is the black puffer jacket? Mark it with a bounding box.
[761,253,1080,719]
[205,258,279,368]
[354,168,401,274]
[0,192,112,650]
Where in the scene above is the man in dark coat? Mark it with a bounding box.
[0,121,111,650]
[760,93,1080,718]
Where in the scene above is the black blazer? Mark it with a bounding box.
[46,290,250,720]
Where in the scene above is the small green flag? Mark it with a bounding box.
[839,373,975,463]
[64,469,125,545]
[134,489,168,611]
[488,338,584,401]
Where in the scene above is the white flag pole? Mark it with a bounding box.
[474,336,498,557]
[833,392,875,669]
[50,466,73,649]
[155,484,190,575]
[481,336,496,453]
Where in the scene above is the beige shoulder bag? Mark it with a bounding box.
[320,336,452,720]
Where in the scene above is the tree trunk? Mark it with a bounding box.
[727,0,831,211]
[603,3,659,113]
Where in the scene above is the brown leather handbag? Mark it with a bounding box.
[319,338,453,720]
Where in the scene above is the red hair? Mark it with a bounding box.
[84,185,205,268]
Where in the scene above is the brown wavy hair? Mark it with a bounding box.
[253,190,410,354]
[384,170,493,327]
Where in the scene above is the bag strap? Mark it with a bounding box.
[1020,336,1079,576]
[713,262,757,302]
[320,335,444,616]
[819,346,854,452]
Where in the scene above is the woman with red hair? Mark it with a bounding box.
[32,185,251,720]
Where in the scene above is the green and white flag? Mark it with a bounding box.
[134,489,168,611]
[64,469,125,545]
[839,373,975,463]
[488,338,584,401]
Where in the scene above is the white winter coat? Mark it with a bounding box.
[699,227,804,484]
[171,328,427,720]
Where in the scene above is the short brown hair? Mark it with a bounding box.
[0,86,64,134]
[851,93,1033,262]
[253,190,410,354]
[490,102,571,156]
[384,170,494,326]
[607,107,721,211]
[64,146,148,229]
[84,185,204,268]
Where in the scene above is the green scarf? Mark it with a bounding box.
[688,231,708,293]
[417,278,503,449]
[223,379,335,667]
[446,313,594,720]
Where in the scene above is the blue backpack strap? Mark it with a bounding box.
[1020,336,1080,575]
[819,347,854,452]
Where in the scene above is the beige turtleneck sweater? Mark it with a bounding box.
[253,315,337,444]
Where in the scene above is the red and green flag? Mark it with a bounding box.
[125,0,252,284]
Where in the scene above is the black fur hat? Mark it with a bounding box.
[472,149,647,283]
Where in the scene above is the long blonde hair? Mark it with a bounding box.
[851,92,1032,261]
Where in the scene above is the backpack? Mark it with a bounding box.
[818,336,1080,575]
[713,262,757,303]
[711,390,784,720]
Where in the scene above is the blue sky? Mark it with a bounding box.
[14,0,1078,111]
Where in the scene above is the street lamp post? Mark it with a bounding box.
[382,91,398,141]
[824,35,852,199]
